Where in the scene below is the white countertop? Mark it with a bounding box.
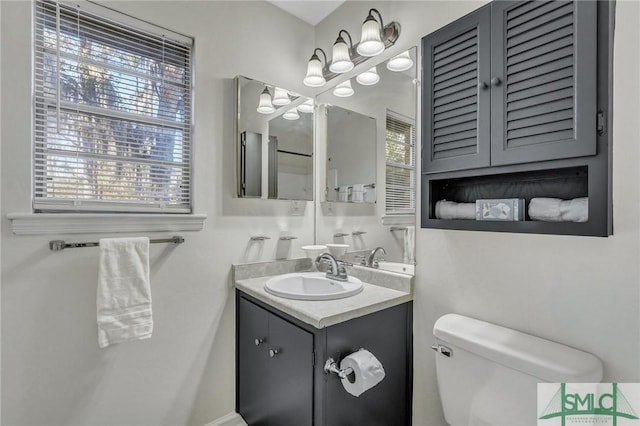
[235,274,413,329]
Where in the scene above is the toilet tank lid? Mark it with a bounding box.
[433,314,603,383]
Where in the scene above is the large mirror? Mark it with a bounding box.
[315,47,417,275]
[235,76,314,200]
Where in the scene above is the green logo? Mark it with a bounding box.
[539,383,639,425]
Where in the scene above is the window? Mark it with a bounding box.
[385,111,416,216]
[33,0,193,213]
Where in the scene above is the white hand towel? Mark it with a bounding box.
[338,185,350,202]
[403,226,415,264]
[97,237,152,348]
[352,184,365,202]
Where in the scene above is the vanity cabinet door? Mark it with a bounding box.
[422,4,492,174]
[266,314,313,426]
[237,296,313,426]
[490,0,597,166]
[238,297,270,426]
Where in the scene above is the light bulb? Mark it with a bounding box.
[272,87,291,106]
[357,13,384,57]
[256,87,275,114]
[297,99,314,113]
[303,53,326,87]
[330,34,354,73]
[356,67,380,85]
[387,50,414,72]
[283,108,300,120]
[333,80,354,97]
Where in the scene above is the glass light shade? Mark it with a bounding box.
[303,56,326,87]
[297,99,314,113]
[357,16,384,57]
[333,80,354,97]
[283,108,300,120]
[256,88,275,114]
[387,50,414,72]
[356,67,380,85]
[329,39,354,73]
[272,87,291,106]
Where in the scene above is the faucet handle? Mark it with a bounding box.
[355,255,367,266]
[372,258,385,268]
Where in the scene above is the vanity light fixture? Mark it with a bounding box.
[297,99,314,113]
[272,87,291,106]
[356,66,380,86]
[303,10,400,87]
[329,30,354,74]
[256,86,275,114]
[333,79,354,97]
[303,48,328,87]
[386,50,414,72]
[283,107,300,120]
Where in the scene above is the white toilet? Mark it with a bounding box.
[433,314,603,426]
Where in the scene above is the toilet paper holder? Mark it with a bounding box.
[324,357,354,379]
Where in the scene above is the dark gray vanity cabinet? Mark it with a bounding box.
[236,291,413,426]
[237,296,313,426]
[423,0,598,173]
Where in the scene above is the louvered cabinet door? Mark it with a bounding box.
[423,5,491,174]
[490,0,597,166]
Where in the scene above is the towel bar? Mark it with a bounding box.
[390,227,408,232]
[49,236,185,252]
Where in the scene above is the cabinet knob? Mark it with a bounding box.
[490,77,502,87]
[269,349,279,358]
[254,338,264,346]
[477,81,488,90]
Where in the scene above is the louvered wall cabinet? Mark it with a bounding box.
[421,0,614,237]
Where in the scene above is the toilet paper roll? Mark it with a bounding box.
[339,349,385,397]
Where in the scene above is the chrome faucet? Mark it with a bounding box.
[367,247,386,268]
[315,253,349,281]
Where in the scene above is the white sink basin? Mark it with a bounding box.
[265,272,363,301]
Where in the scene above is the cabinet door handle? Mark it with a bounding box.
[269,349,279,358]
[490,77,502,87]
[254,338,265,346]
[478,81,488,90]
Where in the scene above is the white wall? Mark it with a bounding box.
[2,1,639,426]
[318,1,640,425]
[0,1,315,425]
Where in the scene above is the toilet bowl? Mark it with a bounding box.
[433,314,603,426]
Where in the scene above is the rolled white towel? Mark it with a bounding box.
[529,197,588,223]
[560,197,589,222]
[528,198,562,222]
[435,200,476,220]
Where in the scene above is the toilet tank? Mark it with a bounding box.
[433,314,603,426]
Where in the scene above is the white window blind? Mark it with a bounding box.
[385,111,416,215]
[33,0,193,213]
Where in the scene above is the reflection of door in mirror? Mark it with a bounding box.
[325,106,376,203]
[235,76,314,201]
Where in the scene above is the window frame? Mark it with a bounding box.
[32,0,195,214]
[384,110,416,223]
